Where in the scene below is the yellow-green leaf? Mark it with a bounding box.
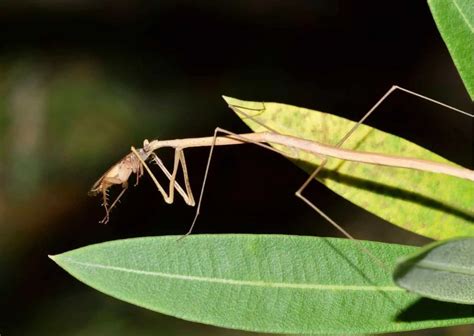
[223,96,474,240]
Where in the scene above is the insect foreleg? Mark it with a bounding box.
[131,146,195,207]
[149,152,187,201]
[176,148,195,206]
[131,146,169,203]
[164,147,182,205]
[149,150,195,205]
[157,147,189,205]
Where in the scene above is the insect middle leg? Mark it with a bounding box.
[182,126,301,238]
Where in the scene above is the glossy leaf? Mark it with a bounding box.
[428,0,474,100]
[50,235,474,334]
[394,237,474,304]
[223,96,474,240]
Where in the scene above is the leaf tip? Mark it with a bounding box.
[221,95,235,106]
[48,253,67,267]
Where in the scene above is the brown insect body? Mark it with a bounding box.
[89,147,150,223]
[90,138,197,224]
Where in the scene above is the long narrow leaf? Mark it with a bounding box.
[394,237,474,304]
[223,96,474,240]
[50,235,474,334]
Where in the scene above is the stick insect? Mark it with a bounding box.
[90,86,473,245]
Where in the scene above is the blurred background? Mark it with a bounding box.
[0,1,472,335]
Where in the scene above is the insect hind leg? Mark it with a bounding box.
[295,85,470,269]
[295,84,471,221]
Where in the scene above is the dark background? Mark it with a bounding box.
[0,1,472,335]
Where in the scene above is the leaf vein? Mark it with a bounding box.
[453,0,474,33]
[415,260,474,276]
[60,257,403,292]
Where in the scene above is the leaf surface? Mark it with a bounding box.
[50,235,474,334]
[429,0,474,100]
[394,237,474,304]
[223,96,474,240]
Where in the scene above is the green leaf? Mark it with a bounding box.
[50,235,474,334]
[428,0,474,100]
[223,96,474,240]
[394,237,474,304]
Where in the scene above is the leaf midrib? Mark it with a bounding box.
[453,0,474,33]
[57,256,403,292]
[414,259,474,276]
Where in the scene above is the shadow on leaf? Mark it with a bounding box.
[296,161,474,223]
[397,298,474,322]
